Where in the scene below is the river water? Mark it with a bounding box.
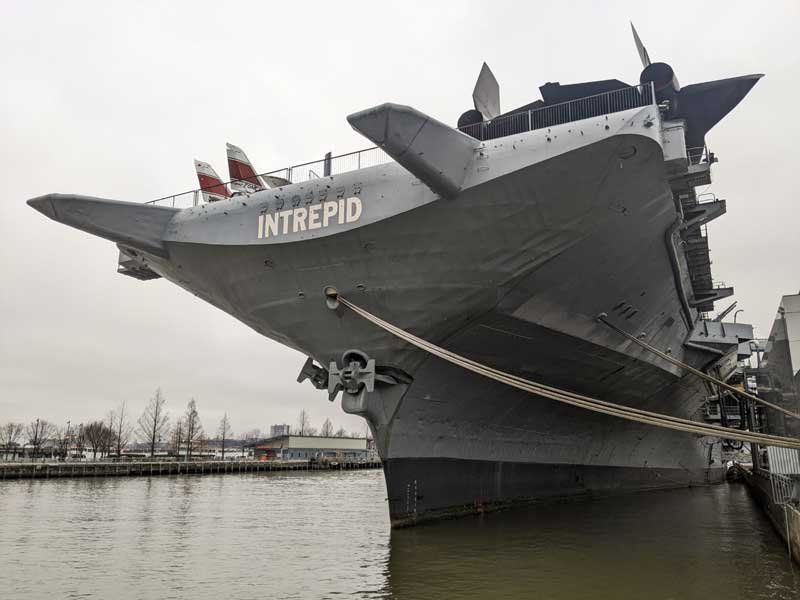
[0,470,797,599]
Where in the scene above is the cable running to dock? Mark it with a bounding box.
[597,314,800,420]
[335,295,800,450]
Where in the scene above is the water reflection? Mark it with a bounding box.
[0,470,798,599]
[386,484,800,600]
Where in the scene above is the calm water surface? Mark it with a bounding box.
[0,470,797,599]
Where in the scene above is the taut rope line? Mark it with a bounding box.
[334,295,800,450]
[597,315,800,420]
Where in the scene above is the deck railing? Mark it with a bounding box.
[458,82,656,140]
[687,145,713,165]
[280,146,392,185]
[147,146,392,209]
[147,82,656,209]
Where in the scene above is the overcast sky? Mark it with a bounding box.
[1,1,798,436]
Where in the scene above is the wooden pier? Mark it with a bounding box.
[0,459,382,480]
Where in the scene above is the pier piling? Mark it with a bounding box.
[0,459,382,480]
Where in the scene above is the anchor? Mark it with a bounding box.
[329,350,384,401]
[296,357,329,391]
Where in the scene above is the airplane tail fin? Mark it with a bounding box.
[227,143,268,192]
[194,160,231,202]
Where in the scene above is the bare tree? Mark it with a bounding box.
[334,427,347,438]
[74,423,86,460]
[238,432,248,458]
[0,422,24,460]
[183,399,203,460]
[100,420,115,458]
[296,410,310,436]
[217,413,232,460]
[305,427,318,437]
[138,388,170,457]
[26,419,54,460]
[171,419,184,458]
[100,421,115,458]
[195,433,209,457]
[83,420,113,460]
[53,424,71,460]
[320,418,334,437]
[102,412,116,457]
[110,400,133,457]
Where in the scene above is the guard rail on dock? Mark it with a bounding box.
[738,463,800,564]
[0,459,382,480]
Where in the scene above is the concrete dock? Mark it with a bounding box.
[739,465,800,563]
[0,459,382,480]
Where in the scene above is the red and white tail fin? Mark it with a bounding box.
[226,143,268,192]
[194,160,231,203]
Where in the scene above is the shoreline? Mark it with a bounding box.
[0,459,382,480]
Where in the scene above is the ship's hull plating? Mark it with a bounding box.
[385,458,720,526]
[146,122,723,525]
[375,316,722,525]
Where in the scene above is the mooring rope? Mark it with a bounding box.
[335,295,800,450]
[597,315,800,420]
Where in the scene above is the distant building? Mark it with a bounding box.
[269,424,291,438]
[254,435,368,461]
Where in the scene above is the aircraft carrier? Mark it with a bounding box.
[28,26,763,525]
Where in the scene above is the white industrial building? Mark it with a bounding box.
[254,435,369,461]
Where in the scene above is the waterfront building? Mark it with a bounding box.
[269,424,291,438]
[254,435,368,461]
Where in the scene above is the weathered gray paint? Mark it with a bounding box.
[26,96,749,524]
[27,194,178,257]
[347,103,479,197]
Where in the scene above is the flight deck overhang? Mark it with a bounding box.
[686,319,754,356]
[347,103,480,197]
[27,194,178,258]
[689,286,734,309]
[681,198,726,231]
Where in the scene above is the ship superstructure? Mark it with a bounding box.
[28,26,763,525]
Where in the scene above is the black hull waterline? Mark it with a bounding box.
[385,457,725,526]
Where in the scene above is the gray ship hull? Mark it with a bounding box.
[361,269,726,523]
[148,128,722,524]
[30,97,748,525]
[375,317,722,525]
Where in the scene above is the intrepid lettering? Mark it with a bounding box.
[258,197,363,239]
